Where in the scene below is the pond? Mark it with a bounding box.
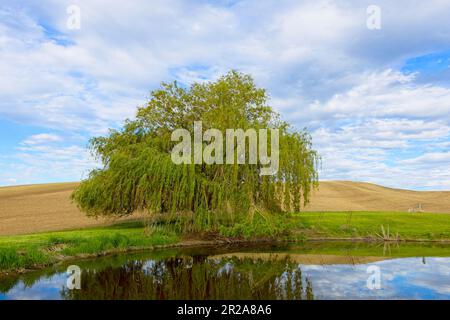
[1,242,450,300]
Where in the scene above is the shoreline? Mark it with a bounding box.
[2,211,450,275]
[2,236,450,276]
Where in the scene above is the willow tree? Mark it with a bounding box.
[72,71,319,232]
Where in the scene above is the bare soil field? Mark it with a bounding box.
[0,182,146,236]
[0,181,449,236]
[304,181,450,213]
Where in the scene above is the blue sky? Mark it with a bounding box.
[0,0,450,190]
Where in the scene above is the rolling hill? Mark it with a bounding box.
[303,181,450,213]
[0,182,146,236]
[0,181,449,236]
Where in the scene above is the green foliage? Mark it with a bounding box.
[219,212,295,239]
[72,71,319,233]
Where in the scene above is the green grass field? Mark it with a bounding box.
[1,211,449,272]
[293,211,450,240]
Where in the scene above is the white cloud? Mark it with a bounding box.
[293,70,450,190]
[22,133,62,145]
[0,133,98,186]
[0,0,450,189]
[400,152,450,166]
[309,70,450,120]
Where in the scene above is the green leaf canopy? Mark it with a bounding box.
[72,71,319,230]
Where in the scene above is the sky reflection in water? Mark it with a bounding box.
[1,247,449,300]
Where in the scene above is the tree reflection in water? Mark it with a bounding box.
[62,256,314,300]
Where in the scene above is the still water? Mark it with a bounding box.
[1,242,449,300]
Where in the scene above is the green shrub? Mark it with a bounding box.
[219,212,293,239]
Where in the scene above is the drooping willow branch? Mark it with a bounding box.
[72,71,319,230]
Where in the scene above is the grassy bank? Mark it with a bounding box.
[1,211,449,272]
[293,211,450,241]
[0,221,179,272]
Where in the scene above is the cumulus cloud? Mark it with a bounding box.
[300,71,450,189]
[0,0,449,188]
